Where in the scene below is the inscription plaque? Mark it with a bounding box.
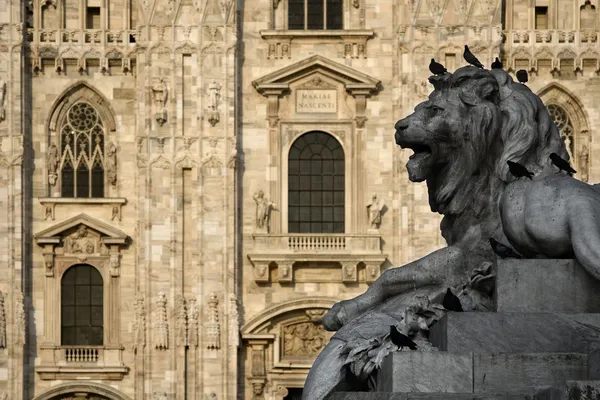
[296,90,337,114]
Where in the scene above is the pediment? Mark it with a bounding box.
[35,213,129,246]
[252,55,381,96]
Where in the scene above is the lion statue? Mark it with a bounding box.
[302,66,600,399]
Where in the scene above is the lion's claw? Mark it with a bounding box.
[322,302,348,331]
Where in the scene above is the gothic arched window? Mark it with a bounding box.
[288,131,345,234]
[547,104,575,159]
[61,264,104,346]
[580,0,597,30]
[60,102,105,198]
[288,0,343,30]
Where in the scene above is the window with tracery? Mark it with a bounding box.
[60,102,105,198]
[288,131,345,234]
[547,104,575,159]
[288,0,343,30]
[580,0,597,30]
[61,264,104,346]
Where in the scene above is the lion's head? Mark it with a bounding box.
[394,66,568,219]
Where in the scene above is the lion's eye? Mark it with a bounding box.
[430,105,443,116]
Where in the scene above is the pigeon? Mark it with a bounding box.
[429,58,447,75]
[491,57,503,69]
[489,238,522,259]
[507,160,534,180]
[389,326,418,351]
[550,153,576,176]
[463,45,484,68]
[516,69,528,84]
[442,288,464,312]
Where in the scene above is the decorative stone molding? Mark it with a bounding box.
[0,77,5,124]
[38,198,127,222]
[16,291,26,346]
[31,382,134,400]
[187,297,199,347]
[260,30,374,59]
[132,295,146,351]
[341,262,358,282]
[247,234,386,283]
[154,293,169,350]
[0,291,5,348]
[229,294,240,348]
[205,293,221,350]
[175,294,188,347]
[34,214,130,381]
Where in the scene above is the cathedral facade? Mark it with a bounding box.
[0,0,598,398]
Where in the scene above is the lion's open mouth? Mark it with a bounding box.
[403,143,433,182]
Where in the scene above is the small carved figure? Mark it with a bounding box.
[205,293,220,350]
[47,143,59,185]
[208,80,221,111]
[84,240,95,254]
[281,43,289,58]
[154,293,169,350]
[251,383,265,400]
[253,190,277,232]
[133,295,146,351]
[579,145,589,182]
[0,77,6,123]
[153,79,169,126]
[106,142,117,186]
[367,194,383,230]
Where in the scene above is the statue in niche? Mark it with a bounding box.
[46,143,59,186]
[303,65,600,399]
[366,194,384,231]
[0,77,5,123]
[253,190,277,233]
[579,144,589,182]
[106,142,117,186]
[207,80,221,127]
[152,78,169,126]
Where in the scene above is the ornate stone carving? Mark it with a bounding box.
[152,392,167,400]
[367,194,384,231]
[62,225,98,254]
[111,206,119,221]
[187,297,199,347]
[205,293,220,350]
[16,291,25,345]
[207,81,221,127]
[579,144,589,183]
[251,382,265,400]
[282,321,327,357]
[0,392,6,400]
[0,291,5,348]
[227,137,237,169]
[152,79,169,126]
[229,294,240,348]
[46,143,59,186]
[352,0,360,7]
[154,293,168,350]
[105,142,117,186]
[175,294,187,347]
[133,295,146,351]
[253,190,277,233]
[0,77,5,123]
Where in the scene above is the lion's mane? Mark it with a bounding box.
[426,66,568,220]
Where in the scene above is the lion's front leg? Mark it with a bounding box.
[322,246,466,331]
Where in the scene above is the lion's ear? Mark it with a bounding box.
[459,81,497,106]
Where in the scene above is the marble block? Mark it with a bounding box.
[473,353,589,394]
[430,312,600,353]
[495,259,600,313]
[377,352,473,393]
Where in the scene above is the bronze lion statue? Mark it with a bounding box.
[302,66,600,399]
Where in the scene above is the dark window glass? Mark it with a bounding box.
[288,0,305,29]
[326,0,343,29]
[61,264,104,346]
[307,0,324,29]
[288,0,343,29]
[288,131,345,233]
[284,388,304,400]
[60,103,105,198]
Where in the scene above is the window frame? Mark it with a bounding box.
[58,101,106,199]
[60,264,104,346]
[287,0,344,30]
[282,129,348,235]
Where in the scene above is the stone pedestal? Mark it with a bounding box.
[495,259,600,313]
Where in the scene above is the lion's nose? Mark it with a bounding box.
[395,119,408,131]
